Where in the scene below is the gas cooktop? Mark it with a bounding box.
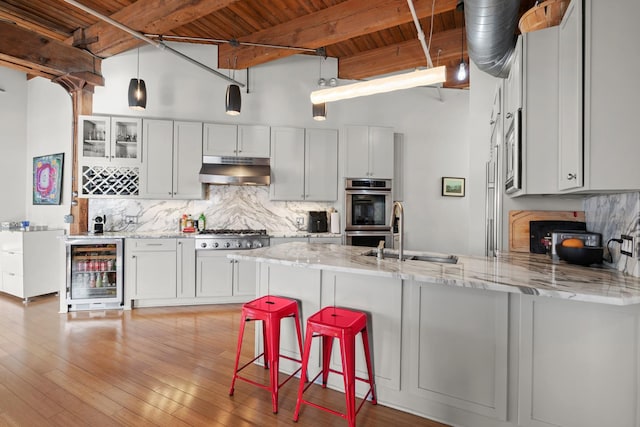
[195,229,269,250]
[198,228,268,236]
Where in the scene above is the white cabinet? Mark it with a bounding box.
[518,296,639,427]
[125,239,177,300]
[558,0,640,192]
[558,0,583,191]
[79,115,142,165]
[504,36,522,121]
[0,230,64,300]
[196,251,255,299]
[77,115,142,197]
[177,238,195,298]
[510,27,560,196]
[344,125,394,179]
[140,120,203,199]
[270,127,338,201]
[203,123,270,157]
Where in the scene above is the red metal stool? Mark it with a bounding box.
[229,295,305,414]
[293,306,376,427]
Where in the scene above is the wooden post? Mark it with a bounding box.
[53,75,98,235]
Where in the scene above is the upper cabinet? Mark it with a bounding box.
[270,127,338,201]
[344,125,394,179]
[509,26,560,196]
[558,0,640,193]
[79,116,141,165]
[140,120,203,200]
[77,115,142,197]
[557,0,583,191]
[203,123,270,157]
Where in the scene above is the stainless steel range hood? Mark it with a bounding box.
[198,156,271,185]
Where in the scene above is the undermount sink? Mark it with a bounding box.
[363,249,458,264]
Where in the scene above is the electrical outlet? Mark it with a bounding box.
[296,217,304,226]
[621,234,634,257]
[63,214,74,223]
[125,215,138,224]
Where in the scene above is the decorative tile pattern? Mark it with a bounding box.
[89,186,335,233]
[584,192,640,277]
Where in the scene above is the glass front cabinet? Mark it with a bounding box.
[78,115,142,197]
[65,238,123,311]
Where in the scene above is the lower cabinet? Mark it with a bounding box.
[0,230,64,300]
[177,238,195,298]
[126,239,177,300]
[518,296,640,427]
[124,239,255,307]
[196,251,255,300]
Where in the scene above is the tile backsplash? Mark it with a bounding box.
[89,186,337,234]
[584,192,640,277]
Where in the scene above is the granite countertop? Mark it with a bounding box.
[227,242,640,306]
[68,231,342,239]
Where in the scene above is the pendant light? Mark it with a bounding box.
[312,102,326,121]
[457,1,467,82]
[225,58,241,116]
[128,48,147,110]
[312,56,327,121]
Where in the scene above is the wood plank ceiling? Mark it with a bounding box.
[0,0,537,91]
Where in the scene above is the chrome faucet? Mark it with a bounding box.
[391,201,404,262]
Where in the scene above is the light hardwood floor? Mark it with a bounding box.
[0,293,450,426]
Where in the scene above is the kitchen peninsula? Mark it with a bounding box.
[229,242,640,427]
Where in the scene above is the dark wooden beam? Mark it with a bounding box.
[218,0,458,70]
[0,5,70,41]
[76,0,240,57]
[338,27,466,80]
[0,21,101,79]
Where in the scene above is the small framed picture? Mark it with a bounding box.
[442,177,465,197]
[33,153,64,205]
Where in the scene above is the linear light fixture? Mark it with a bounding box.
[310,66,446,104]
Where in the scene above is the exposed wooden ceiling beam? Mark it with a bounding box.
[0,21,101,81]
[218,0,458,71]
[0,5,70,41]
[75,0,240,57]
[339,27,465,80]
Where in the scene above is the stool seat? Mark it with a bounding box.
[293,306,376,427]
[229,295,304,414]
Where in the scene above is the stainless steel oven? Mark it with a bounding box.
[345,178,393,247]
[345,178,392,231]
[505,108,522,194]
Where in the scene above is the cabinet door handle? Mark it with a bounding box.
[506,112,513,119]
[567,173,577,180]
[489,119,496,125]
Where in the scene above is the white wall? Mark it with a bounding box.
[25,78,73,229]
[0,68,27,221]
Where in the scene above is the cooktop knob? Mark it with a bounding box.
[213,242,219,248]
[246,242,252,248]
[235,241,242,248]
[254,241,263,248]
[200,242,207,248]
[224,242,231,248]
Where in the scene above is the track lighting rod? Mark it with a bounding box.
[144,34,318,56]
[62,0,244,87]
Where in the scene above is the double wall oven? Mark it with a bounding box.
[344,178,393,247]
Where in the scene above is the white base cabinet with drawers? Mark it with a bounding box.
[124,238,255,308]
[0,230,65,300]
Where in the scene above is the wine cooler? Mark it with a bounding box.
[65,238,123,311]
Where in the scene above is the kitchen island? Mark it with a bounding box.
[229,242,640,427]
